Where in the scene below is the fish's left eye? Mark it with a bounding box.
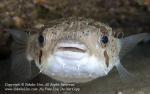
[101,36,108,44]
[38,33,45,47]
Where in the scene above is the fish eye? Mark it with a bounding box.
[38,33,45,47]
[101,36,108,44]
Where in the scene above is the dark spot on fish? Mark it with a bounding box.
[53,26,57,28]
[113,31,124,38]
[85,31,89,36]
[52,31,57,35]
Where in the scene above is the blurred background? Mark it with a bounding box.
[0,0,150,94]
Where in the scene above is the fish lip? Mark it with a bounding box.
[54,52,85,60]
[54,51,88,61]
[55,40,87,53]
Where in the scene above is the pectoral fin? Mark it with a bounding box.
[114,56,134,82]
[6,29,32,81]
[120,33,150,58]
[115,61,133,82]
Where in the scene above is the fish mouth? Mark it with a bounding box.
[55,41,87,53]
[53,40,88,60]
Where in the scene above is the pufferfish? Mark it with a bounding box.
[7,17,149,83]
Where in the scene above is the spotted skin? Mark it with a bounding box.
[24,17,122,82]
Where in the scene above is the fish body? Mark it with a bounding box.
[7,17,150,83]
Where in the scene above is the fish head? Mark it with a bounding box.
[26,17,121,83]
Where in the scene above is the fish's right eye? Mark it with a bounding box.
[101,36,108,44]
[38,33,45,47]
